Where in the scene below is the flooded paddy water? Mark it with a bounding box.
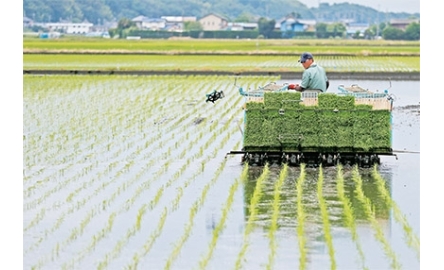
[23,75,419,270]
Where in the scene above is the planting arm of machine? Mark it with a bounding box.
[237,81,290,97]
[206,78,292,103]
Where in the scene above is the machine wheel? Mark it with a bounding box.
[370,154,380,165]
[260,153,268,166]
[289,154,298,165]
[299,153,305,165]
[334,153,341,165]
[281,154,289,164]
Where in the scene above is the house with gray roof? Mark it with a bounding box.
[198,13,229,31]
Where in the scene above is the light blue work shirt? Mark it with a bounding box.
[300,62,329,92]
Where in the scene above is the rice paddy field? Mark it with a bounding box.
[23,54,419,73]
[23,38,420,74]
[23,38,420,55]
[23,74,420,270]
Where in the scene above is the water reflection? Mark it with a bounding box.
[244,165,392,226]
[242,164,397,267]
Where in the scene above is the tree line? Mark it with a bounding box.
[24,0,419,26]
[110,17,419,40]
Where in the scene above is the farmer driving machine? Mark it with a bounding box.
[225,80,396,167]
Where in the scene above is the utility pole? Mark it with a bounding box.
[377,4,380,37]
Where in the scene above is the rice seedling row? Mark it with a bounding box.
[316,166,337,269]
[335,164,368,270]
[351,166,402,270]
[371,166,420,259]
[197,156,248,269]
[295,163,308,270]
[234,164,270,270]
[161,158,230,270]
[265,164,288,270]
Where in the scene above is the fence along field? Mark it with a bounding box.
[23,75,419,269]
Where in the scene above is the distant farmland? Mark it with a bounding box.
[23,38,419,80]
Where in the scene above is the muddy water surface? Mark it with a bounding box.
[23,77,420,270]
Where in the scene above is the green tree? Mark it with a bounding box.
[369,22,386,37]
[327,22,346,38]
[404,22,420,40]
[117,17,135,29]
[24,0,53,22]
[234,12,254,22]
[24,0,111,23]
[378,22,387,36]
[257,17,275,39]
[184,21,203,31]
[112,17,136,38]
[288,12,301,19]
[77,0,113,24]
[48,0,83,22]
[364,28,376,39]
[382,26,405,40]
[369,24,378,36]
[315,22,328,38]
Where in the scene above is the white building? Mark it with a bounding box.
[226,22,258,31]
[40,22,93,34]
[346,23,370,37]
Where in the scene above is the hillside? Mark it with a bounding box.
[24,0,419,26]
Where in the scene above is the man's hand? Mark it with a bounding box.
[294,84,303,92]
[288,84,303,91]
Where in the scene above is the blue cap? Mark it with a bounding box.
[298,52,313,63]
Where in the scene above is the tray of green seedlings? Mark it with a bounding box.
[317,94,355,152]
[242,92,392,153]
[280,93,303,151]
[243,102,265,151]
